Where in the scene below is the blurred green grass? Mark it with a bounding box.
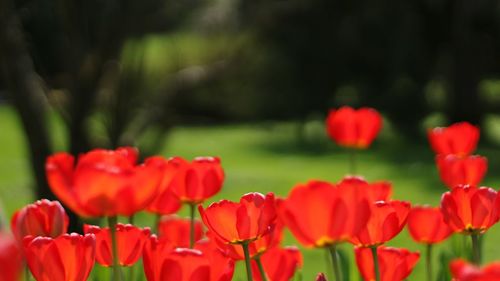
[2,104,500,280]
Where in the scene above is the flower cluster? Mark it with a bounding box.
[2,106,500,281]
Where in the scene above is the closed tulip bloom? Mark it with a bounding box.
[441,185,500,234]
[326,106,383,149]
[0,232,22,281]
[157,215,204,248]
[355,246,420,281]
[428,122,479,156]
[251,246,303,281]
[336,176,392,203]
[407,206,452,244]
[171,157,225,204]
[24,233,96,281]
[84,223,150,267]
[195,238,235,281]
[436,155,487,189]
[46,147,164,217]
[199,192,276,244]
[11,199,69,242]
[146,157,183,215]
[143,236,211,281]
[279,180,372,247]
[350,200,410,247]
[316,273,328,281]
[450,259,500,281]
[209,221,283,260]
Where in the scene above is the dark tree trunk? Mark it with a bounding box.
[0,3,54,201]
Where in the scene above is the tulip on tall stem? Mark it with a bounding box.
[108,216,123,281]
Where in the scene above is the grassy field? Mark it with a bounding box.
[2,104,500,280]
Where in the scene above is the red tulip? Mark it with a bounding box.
[251,246,303,281]
[146,157,183,215]
[441,185,500,234]
[350,200,410,247]
[209,221,283,260]
[428,122,479,156]
[157,215,204,248]
[199,192,276,244]
[143,236,215,281]
[336,176,392,202]
[355,246,420,281]
[0,232,22,281]
[11,199,69,242]
[84,223,150,266]
[450,259,500,281]
[407,206,452,244]
[46,147,164,217]
[326,106,383,149]
[436,154,487,189]
[195,238,235,281]
[24,233,96,281]
[169,157,224,204]
[279,180,374,247]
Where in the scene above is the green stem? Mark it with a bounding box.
[189,203,196,248]
[25,264,30,281]
[153,214,161,234]
[371,247,381,281]
[328,245,342,281]
[349,149,357,175]
[242,242,253,281]
[471,234,481,265]
[255,256,268,281]
[426,244,432,281]
[108,216,123,281]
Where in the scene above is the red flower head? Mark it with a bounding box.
[46,147,164,217]
[146,157,183,215]
[407,206,452,244]
[0,232,22,281]
[436,155,487,189]
[279,179,379,247]
[355,246,420,281]
[170,157,225,204]
[24,233,96,281]
[195,239,235,281]
[143,236,215,281]
[326,106,383,149]
[251,246,303,281]
[199,192,276,244]
[350,200,410,247]
[84,223,150,267]
[316,273,328,281]
[208,220,283,260]
[11,199,69,242]
[428,122,479,157]
[450,259,500,281]
[440,185,500,234]
[157,215,204,248]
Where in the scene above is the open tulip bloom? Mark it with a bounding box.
[355,246,420,281]
[199,192,276,281]
[441,184,500,264]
